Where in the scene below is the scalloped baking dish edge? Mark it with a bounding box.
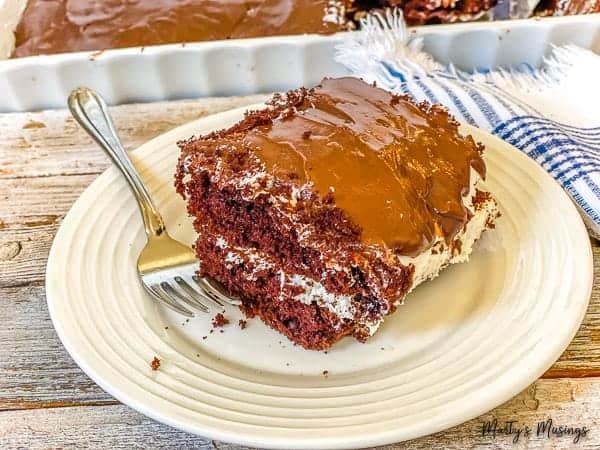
[1,14,599,112]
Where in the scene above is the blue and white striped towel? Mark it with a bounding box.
[335,10,600,239]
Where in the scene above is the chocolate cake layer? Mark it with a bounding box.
[176,77,498,350]
[13,0,351,57]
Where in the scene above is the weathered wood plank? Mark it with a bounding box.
[1,96,599,449]
[0,95,267,286]
[0,95,268,180]
[0,225,58,287]
[0,284,114,409]
[0,175,97,227]
[0,97,598,413]
[544,240,600,377]
[1,378,599,449]
[0,404,212,449]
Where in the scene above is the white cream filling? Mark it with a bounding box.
[287,273,356,321]
[218,241,357,321]
[397,188,498,295]
[397,167,490,291]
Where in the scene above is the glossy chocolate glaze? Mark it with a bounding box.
[245,77,485,255]
[14,0,348,57]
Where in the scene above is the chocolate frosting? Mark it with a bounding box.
[14,0,346,57]
[245,77,485,255]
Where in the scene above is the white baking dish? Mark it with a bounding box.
[1,14,599,112]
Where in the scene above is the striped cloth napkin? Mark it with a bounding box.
[335,10,600,239]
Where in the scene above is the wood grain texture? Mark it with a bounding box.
[1,378,599,449]
[0,404,212,449]
[0,95,268,180]
[0,95,268,288]
[0,284,114,410]
[0,97,597,448]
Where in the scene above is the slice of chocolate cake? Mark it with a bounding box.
[175,77,498,350]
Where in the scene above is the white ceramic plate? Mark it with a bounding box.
[46,106,592,449]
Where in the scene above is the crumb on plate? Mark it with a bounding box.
[212,313,229,328]
[151,356,160,371]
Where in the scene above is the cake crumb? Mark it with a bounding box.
[302,130,312,139]
[151,357,161,371]
[212,313,229,328]
[322,370,329,377]
[238,319,248,329]
[472,189,492,211]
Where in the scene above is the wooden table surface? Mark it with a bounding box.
[0,96,598,449]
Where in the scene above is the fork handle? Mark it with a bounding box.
[68,87,165,237]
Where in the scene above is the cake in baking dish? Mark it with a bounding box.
[11,0,499,57]
[175,77,499,350]
[11,0,353,57]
